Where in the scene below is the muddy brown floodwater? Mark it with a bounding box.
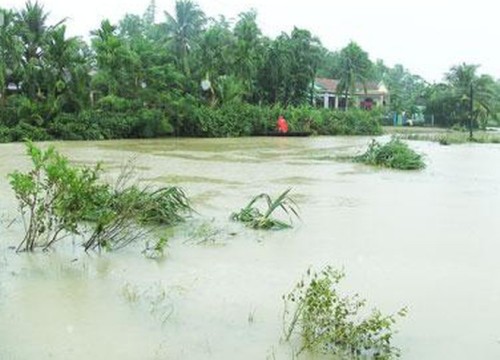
[1,136,500,359]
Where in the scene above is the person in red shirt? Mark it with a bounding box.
[276,115,289,133]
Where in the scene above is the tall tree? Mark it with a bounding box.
[232,10,264,103]
[336,41,373,109]
[0,8,23,103]
[287,27,322,105]
[163,0,205,76]
[445,63,496,131]
[91,19,138,98]
[16,1,52,99]
[45,26,90,112]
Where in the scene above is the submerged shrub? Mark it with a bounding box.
[9,142,191,252]
[283,267,407,359]
[231,188,299,230]
[355,138,425,170]
[8,141,103,251]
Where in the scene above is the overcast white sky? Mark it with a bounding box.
[3,0,499,82]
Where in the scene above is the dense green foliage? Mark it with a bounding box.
[231,188,299,230]
[1,1,499,140]
[424,63,500,130]
[9,142,191,252]
[283,267,407,358]
[0,1,387,140]
[355,138,425,170]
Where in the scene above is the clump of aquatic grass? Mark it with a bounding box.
[283,266,407,359]
[142,236,169,259]
[231,188,299,230]
[355,138,425,170]
[121,282,174,325]
[82,171,192,252]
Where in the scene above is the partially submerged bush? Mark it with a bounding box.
[283,267,407,359]
[9,142,191,252]
[231,188,299,230]
[9,141,103,251]
[355,138,425,170]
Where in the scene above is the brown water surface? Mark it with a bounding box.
[1,136,499,359]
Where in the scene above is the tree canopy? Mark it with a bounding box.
[1,0,499,141]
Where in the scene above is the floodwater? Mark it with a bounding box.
[1,136,500,359]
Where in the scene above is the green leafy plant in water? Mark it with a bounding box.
[142,236,169,259]
[9,142,192,252]
[8,141,103,251]
[283,266,407,359]
[231,188,299,230]
[82,170,192,252]
[355,137,425,170]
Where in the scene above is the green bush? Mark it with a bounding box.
[355,137,425,170]
[49,112,100,140]
[196,103,257,137]
[283,267,407,358]
[9,142,192,252]
[0,126,13,143]
[321,109,383,135]
[192,103,382,137]
[9,122,51,142]
[96,95,132,112]
[9,141,103,251]
[131,109,173,138]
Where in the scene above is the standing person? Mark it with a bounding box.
[276,115,289,134]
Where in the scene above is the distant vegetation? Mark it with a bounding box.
[398,131,500,145]
[355,138,425,170]
[2,1,498,141]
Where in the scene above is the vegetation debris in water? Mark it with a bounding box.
[283,266,407,359]
[231,188,299,230]
[355,137,425,170]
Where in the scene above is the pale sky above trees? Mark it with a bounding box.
[3,0,498,82]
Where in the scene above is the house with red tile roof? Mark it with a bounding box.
[314,78,390,110]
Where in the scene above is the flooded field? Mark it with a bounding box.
[1,136,500,359]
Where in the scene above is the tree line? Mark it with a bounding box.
[0,0,499,141]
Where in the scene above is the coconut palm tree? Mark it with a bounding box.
[445,63,496,134]
[45,26,90,112]
[163,0,205,76]
[336,41,373,110]
[0,8,23,102]
[16,1,67,100]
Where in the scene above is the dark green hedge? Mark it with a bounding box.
[0,99,382,142]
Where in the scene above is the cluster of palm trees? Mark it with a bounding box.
[1,0,499,137]
[425,63,500,128]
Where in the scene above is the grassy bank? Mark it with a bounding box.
[384,126,500,145]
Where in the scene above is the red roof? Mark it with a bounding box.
[315,78,340,92]
[315,78,387,94]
